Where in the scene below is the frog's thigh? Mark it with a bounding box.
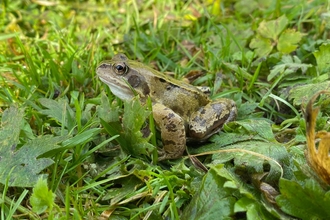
[189,98,236,139]
[152,103,186,160]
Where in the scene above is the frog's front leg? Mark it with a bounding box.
[189,98,237,140]
[152,103,186,161]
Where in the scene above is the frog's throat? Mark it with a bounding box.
[100,77,135,100]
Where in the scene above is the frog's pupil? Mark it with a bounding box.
[116,65,124,71]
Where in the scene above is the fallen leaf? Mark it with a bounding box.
[305,90,330,185]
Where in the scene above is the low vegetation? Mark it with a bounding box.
[1,0,330,219]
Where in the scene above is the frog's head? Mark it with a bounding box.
[96,54,151,100]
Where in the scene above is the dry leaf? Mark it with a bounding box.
[189,155,208,173]
[305,90,330,185]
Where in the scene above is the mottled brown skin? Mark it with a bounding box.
[97,54,237,160]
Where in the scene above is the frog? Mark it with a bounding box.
[96,54,237,161]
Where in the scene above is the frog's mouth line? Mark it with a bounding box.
[98,76,135,100]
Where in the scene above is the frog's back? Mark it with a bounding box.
[149,77,209,117]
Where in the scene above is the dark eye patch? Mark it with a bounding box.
[127,75,141,87]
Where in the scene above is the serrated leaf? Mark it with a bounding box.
[258,15,288,40]
[276,178,330,219]
[277,29,303,54]
[193,119,291,181]
[39,98,76,131]
[289,81,330,106]
[198,119,277,151]
[236,102,258,119]
[181,164,236,219]
[121,98,155,158]
[212,141,289,182]
[313,43,330,74]
[182,164,282,219]
[268,55,312,81]
[0,106,67,187]
[30,178,56,214]
[96,92,121,123]
[123,99,150,133]
[249,35,273,57]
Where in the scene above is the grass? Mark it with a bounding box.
[1,0,330,219]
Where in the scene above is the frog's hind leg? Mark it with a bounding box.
[189,98,237,140]
[152,103,186,161]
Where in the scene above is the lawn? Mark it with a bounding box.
[1,0,330,219]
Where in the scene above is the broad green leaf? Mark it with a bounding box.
[192,119,291,181]
[181,164,236,219]
[123,98,150,134]
[313,43,330,74]
[30,178,56,214]
[289,81,330,105]
[236,102,259,119]
[195,119,277,153]
[62,128,101,148]
[268,55,312,81]
[249,35,273,57]
[257,15,288,40]
[39,98,76,131]
[276,178,330,219]
[215,119,276,143]
[0,106,67,187]
[234,197,278,220]
[212,141,289,181]
[121,99,155,158]
[182,164,282,219]
[96,92,121,123]
[277,29,303,54]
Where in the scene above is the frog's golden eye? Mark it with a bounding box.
[113,63,128,75]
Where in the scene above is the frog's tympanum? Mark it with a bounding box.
[97,54,237,160]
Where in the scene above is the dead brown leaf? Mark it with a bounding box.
[305,90,330,185]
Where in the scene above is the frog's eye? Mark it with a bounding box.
[113,63,128,75]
